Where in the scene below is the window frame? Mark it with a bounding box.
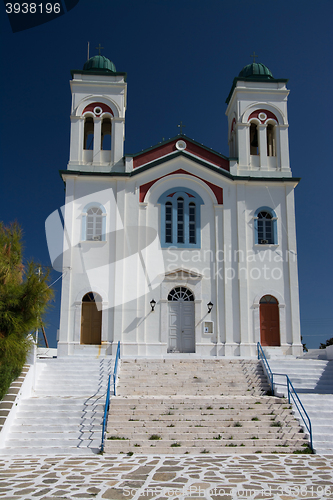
[254,206,278,245]
[82,202,107,242]
[158,187,203,248]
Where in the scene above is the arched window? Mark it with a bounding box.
[101,117,111,150]
[168,287,194,301]
[250,122,259,155]
[83,116,94,150]
[267,123,276,156]
[158,188,203,248]
[254,207,277,245]
[82,203,106,241]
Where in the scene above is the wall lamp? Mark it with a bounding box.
[150,299,156,312]
[207,301,213,314]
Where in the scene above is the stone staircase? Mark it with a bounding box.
[0,357,114,455]
[0,365,30,433]
[104,359,309,454]
[268,358,333,455]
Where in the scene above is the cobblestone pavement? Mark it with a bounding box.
[0,454,332,500]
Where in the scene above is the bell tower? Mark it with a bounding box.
[68,53,127,171]
[226,59,291,177]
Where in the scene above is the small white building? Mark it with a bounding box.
[57,55,303,358]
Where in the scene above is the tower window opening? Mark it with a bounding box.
[101,117,112,150]
[84,117,94,150]
[250,123,259,155]
[86,207,103,241]
[267,124,276,156]
[257,211,273,244]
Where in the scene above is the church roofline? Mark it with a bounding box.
[226,77,289,105]
[128,134,230,162]
[71,69,127,81]
[59,160,300,185]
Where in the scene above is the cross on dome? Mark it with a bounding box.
[96,44,104,55]
[250,51,258,63]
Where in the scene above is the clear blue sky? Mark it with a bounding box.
[1,0,332,349]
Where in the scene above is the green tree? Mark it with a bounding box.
[0,222,54,399]
[319,338,333,349]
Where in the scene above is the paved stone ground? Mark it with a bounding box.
[0,454,332,500]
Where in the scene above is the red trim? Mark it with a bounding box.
[82,102,114,116]
[133,139,229,171]
[248,109,278,123]
[231,117,236,133]
[139,168,223,204]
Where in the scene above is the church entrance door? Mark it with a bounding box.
[81,292,102,345]
[167,287,195,353]
[260,295,280,346]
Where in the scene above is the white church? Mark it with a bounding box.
[56,53,303,358]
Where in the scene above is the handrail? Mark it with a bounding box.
[257,342,274,392]
[113,340,121,397]
[100,341,120,453]
[273,372,313,451]
[257,342,313,452]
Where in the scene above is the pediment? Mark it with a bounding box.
[164,268,202,281]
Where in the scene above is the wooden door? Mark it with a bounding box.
[81,300,102,345]
[260,300,280,346]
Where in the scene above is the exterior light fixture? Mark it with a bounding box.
[150,299,156,312]
[207,301,213,313]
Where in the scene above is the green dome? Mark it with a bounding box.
[83,55,116,73]
[238,62,273,79]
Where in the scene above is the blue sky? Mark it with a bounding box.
[1,0,332,349]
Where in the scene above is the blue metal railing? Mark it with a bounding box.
[257,342,313,451]
[100,341,120,453]
[257,342,274,392]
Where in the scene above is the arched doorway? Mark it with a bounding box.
[81,292,102,345]
[167,287,195,353]
[260,295,280,346]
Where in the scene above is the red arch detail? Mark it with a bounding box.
[248,109,278,123]
[139,169,223,204]
[82,102,114,116]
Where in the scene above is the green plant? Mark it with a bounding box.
[254,401,262,405]
[255,450,262,453]
[213,434,222,440]
[251,417,260,421]
[206,406,213,410]
[171,442,181,447]
[270,421,282,427]
[251,436,258,440]
[167,423,175,427]
[234,422,242,427]
[227,443,237,447]
[0,222,54,400]
[107,436,129,440]
[293,445,313,454]
[149,434,161,440]
[319,337,333,349]
[127,452,133,456]
[201,449,210,453]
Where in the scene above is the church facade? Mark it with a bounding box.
[56,55,303,358]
